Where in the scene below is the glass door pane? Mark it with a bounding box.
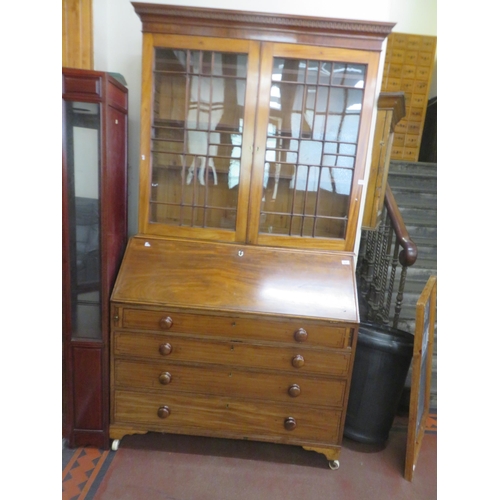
[151,48,248,231]
[259,56,366,240]
[65,102,102,340]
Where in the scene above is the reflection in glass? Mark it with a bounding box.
[65,102,102,340]
[261,58,366,239]
[152,49,248,230]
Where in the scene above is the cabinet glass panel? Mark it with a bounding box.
[65,102,102,340]
[151,49,248,230]
[260,58,366,239]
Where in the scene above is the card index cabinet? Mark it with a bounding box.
[109,3,394,468]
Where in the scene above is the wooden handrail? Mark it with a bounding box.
[384,184,418,267]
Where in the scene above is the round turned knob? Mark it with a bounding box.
[291,354,305,368]
[159,343,172,356]
[294,328,308,342]
[284,417,297,431]
[159,316,173,329]
[288,384,301,397]
[157,406,170,418]
[159,372,172,385]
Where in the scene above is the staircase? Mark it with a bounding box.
[387,160,437,409]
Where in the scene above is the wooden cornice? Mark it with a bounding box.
[378,92,406,128]
[132,3,395,50]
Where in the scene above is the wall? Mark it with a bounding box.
[93,0,437,237]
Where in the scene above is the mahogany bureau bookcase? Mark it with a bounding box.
[109,3,394,469]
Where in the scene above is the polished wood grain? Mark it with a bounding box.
[113,389,342,445]
[62,0,93,70]
[109,4,390,464]
[405,276,436,481]
[114,359,346,407]
[132,3,394,51]
[112,236,359,323]
[385,185,418,266]
[120,307,350,349]
[114,331,351,377]
[362,92,405,229]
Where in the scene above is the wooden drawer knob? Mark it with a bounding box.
[291,354,304,368]
[288,384,301,397]
[160,316,173,329]
[159,372,172,385]
[294,328,308,342]
[159,343,172,356]
[157,406,170,418]
[284,417,296,431]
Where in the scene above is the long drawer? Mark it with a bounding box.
[114,359,346,407]
[113,389,342,445]
[114,331,351,377]
[120,307,351,349]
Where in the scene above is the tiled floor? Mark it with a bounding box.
[63,412,436,500]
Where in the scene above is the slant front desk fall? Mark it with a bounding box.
[110,3,394,468]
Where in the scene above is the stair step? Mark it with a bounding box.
[412,235,437,248]
[388,190,437,209]
[389,161,437,175]
[388,172,437,192]
[397,206,437,224]
[413,243,437,259]
[404,224,437,239]
[395,265,437,283]
[412,259,437,272]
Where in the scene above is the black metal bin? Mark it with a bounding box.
[344,321,414,445]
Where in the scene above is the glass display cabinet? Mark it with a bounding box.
[109,4,394,468]
[139,31,384,252]
[62,68,128,448]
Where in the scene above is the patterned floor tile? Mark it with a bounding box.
[62,447,113,500]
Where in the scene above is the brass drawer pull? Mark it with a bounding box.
[159,343,172,356]
[157,406,170,418]
[291,354,304,368]
[159,316,173,329]
[294,328,308,342]
[159,372,172,385]
[288,384,301,397]
[284,417,296,430]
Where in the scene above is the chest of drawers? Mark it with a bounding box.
[109,236,359,467]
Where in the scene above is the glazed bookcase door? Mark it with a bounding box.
[248,43,380,251]
[139,34,261,242]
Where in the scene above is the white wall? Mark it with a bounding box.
[93,0,437,237]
